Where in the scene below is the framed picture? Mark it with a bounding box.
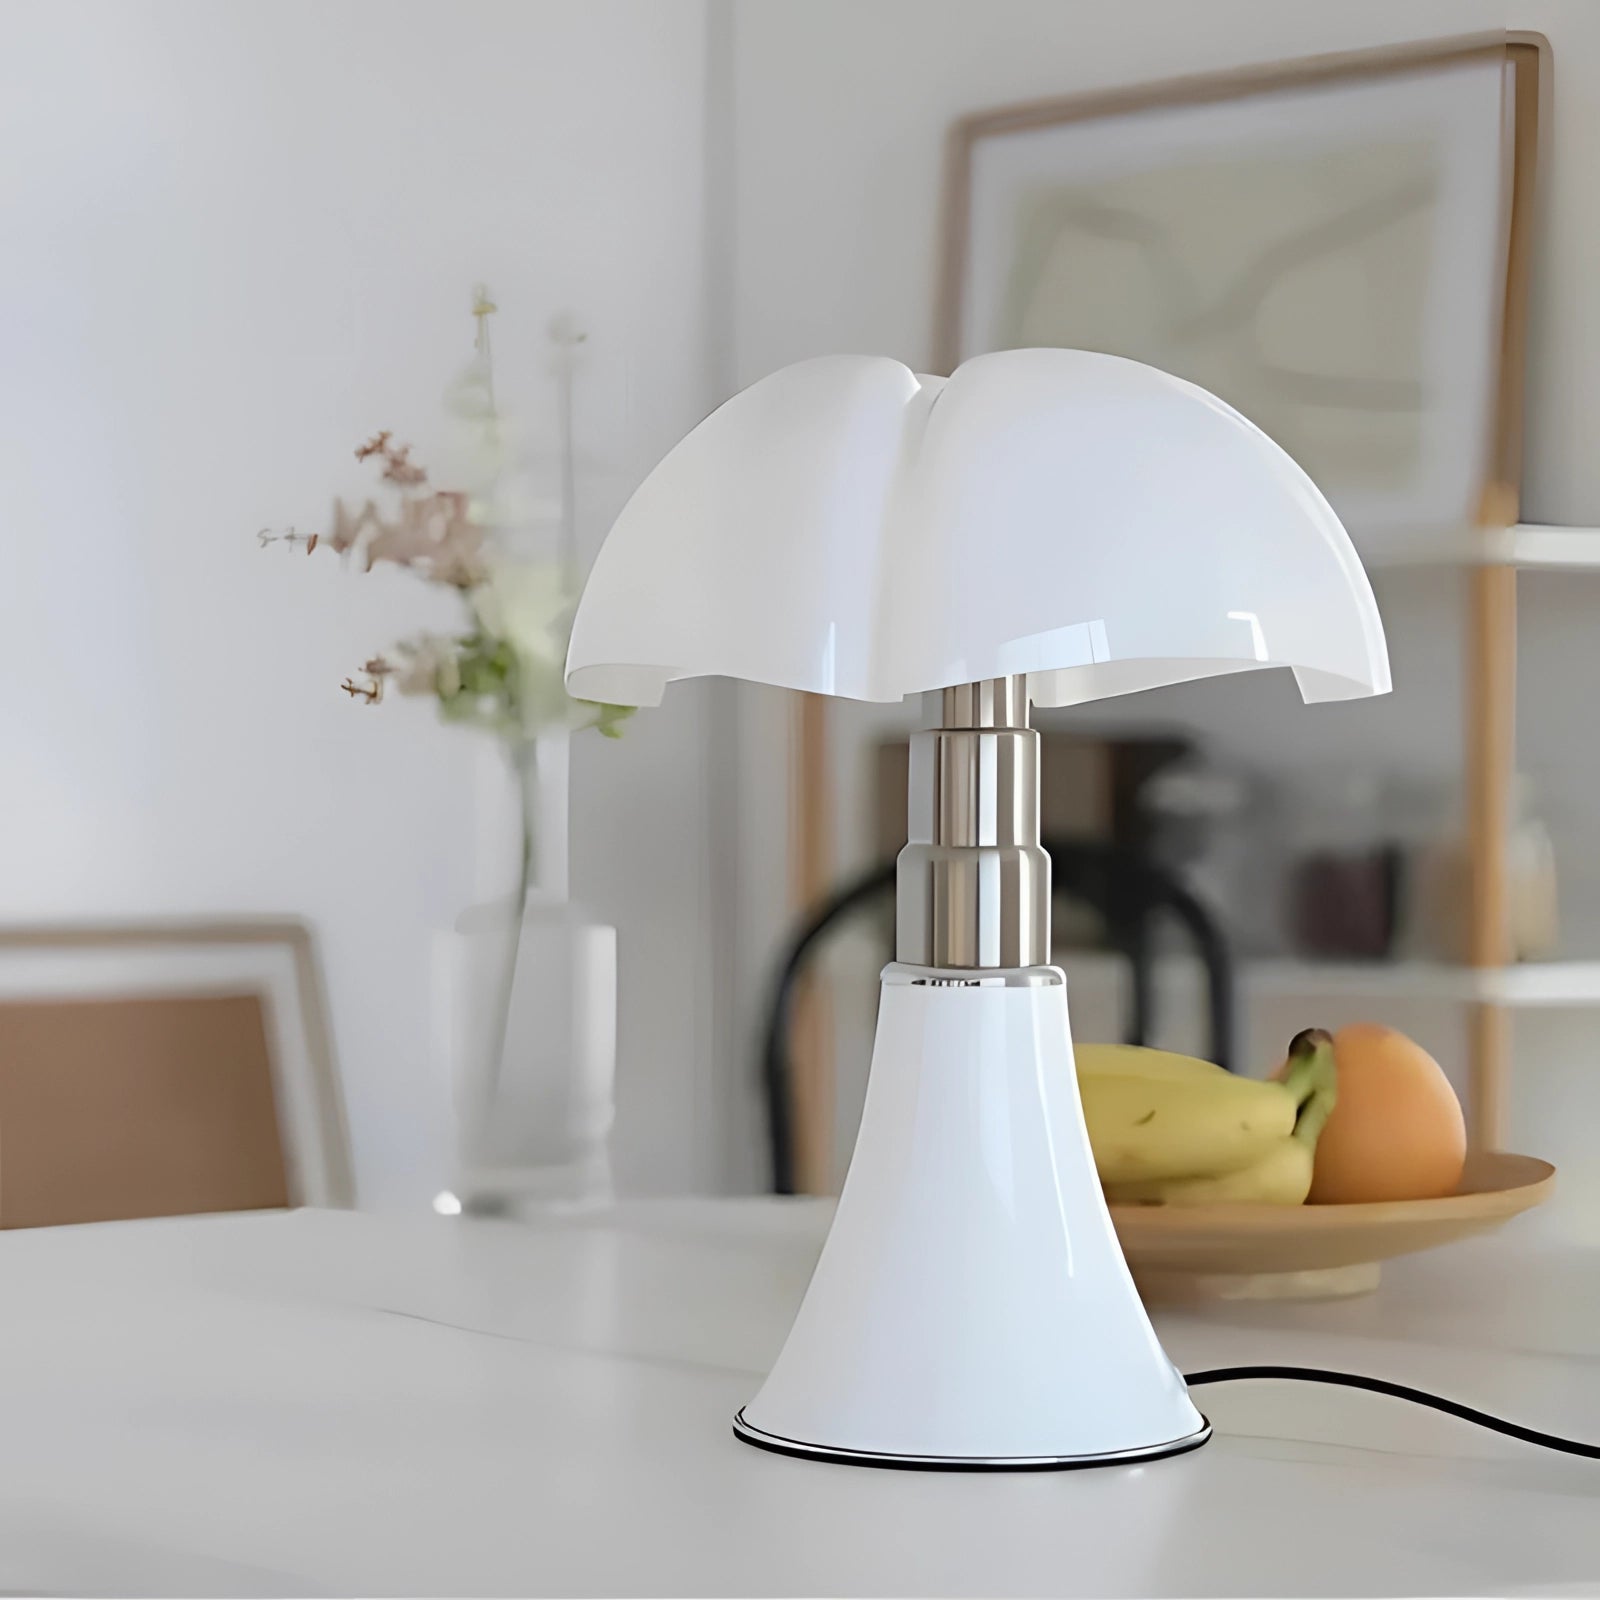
[0,921,353,1225]
[934,34,1543,559]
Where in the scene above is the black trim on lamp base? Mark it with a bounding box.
[731,1408,1211,1472]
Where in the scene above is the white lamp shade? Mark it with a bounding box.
[566,348,1390,708]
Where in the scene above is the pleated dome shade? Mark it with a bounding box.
[566,348,1389,709]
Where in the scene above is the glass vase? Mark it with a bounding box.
[448,734,616,1214]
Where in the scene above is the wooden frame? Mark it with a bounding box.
[936,34,1535,562]
[934,33,1531,373]
[0,920,354,1215]
[786,33,1545,1172]
[1463,37,1543,1148]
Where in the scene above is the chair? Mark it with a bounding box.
[760,840,1233,1194]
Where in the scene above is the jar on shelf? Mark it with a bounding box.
[1285,772,1402,962]
[1407,776,1559,963]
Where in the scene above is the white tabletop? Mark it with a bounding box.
[1,1201,1597,1598]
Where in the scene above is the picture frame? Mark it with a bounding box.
[933,33,1543,560]
[0,920,353,1221]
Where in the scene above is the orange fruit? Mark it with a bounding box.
[1306,1023,1466,1204]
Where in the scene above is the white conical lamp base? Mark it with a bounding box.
[736,973,1209,1468]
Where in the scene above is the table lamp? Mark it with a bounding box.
[566,348,1390,1469]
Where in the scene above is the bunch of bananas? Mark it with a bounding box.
[1077,1030,1338,1206]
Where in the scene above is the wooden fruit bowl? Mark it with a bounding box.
[1111,1150,1555,1302]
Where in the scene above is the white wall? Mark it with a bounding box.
[11,0,1600,1211]
[0,0,719,1208]
[727,0,1600,1226]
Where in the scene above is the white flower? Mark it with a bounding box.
[473,560,575,666]
[472,557,583,733]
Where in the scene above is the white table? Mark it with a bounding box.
[2,1201,1597,1597]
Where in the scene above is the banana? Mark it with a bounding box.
[1106,1135,1312,1206]
[1074,1042,1228,1083]
[1103,1030,1339,1207]
[1077,1058,1302,1185]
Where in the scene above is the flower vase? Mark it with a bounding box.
[446,734,617,1214]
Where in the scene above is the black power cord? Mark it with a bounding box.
[1186,1365,1600,1460]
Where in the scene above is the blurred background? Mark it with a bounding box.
[3,0,1598,1237]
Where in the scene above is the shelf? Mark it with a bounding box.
[1249,959,1600,1006]
[1054,951,1600,1008]
[1458,962,1600,1006]
[1375,524,1600,570]
[1479,524,1600,569]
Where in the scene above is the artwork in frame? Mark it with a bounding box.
[0,921,353,1225]
[934,34,1543,560]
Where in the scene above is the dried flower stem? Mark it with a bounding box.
[258,526,318,553]
[340,675,382,704]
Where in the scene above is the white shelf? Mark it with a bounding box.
[1055,951,1600,1008]
[1480,524,1600,569]
[1249,958,1600,1006]
[1375,524,1600,570]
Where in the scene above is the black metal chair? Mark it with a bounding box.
[759,838,1234,1194]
